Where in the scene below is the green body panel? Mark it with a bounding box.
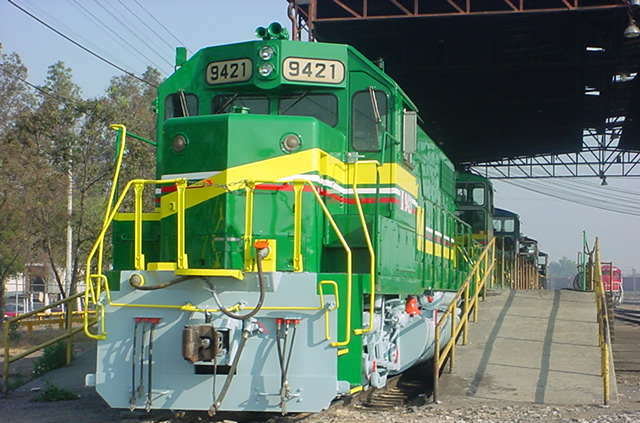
[319,273,364,385]
[112,220,161,271]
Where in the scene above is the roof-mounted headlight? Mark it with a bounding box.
[259,46,274,61]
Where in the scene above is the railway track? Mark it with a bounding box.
[168,363,435,423]
[614,297,640,326]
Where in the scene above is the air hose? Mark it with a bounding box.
[129,274,194,290]
[208,246,267,320]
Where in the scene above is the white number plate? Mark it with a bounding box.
[206,59,252,85]
[283,57,345,84]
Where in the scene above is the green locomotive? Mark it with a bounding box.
[84,23,476,414]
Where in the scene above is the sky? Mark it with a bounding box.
[1,0,638,274]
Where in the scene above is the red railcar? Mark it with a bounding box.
[601,264,624,305]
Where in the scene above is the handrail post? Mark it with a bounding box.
[65,299,73,365]
[352,161,376,336]
[293,182,304,272]
[463,283,470,345]
[243,183,255,271]
[482,251,488,302]
[3,321,9,393]
[472,269,479,322]
[433,324,440,403]
[449,305,456,372]
[176,180,188,270]
[133,182,145,270]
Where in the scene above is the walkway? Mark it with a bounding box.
[440,289,609,405]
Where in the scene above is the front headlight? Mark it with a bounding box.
[258,63,274,77]
[172,134,187,153]
[281,133,302,153]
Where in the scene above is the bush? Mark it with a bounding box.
[34,383,79,402]
[33,341,68,376]
[8,322,20,342]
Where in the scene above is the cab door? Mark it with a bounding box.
[349,71,390,156]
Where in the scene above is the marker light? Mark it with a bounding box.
[172,135,187,152]
[258,63,274,77]
[259,46,274,60]
[281,134,302,152]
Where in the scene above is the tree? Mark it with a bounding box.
[1,51,161,310]
[0,45,36,319]
[548,256,578,278]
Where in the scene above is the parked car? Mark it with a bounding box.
[3,303,26,318]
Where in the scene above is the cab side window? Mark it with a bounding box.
[352,90,387,152]
[165,92,198,119]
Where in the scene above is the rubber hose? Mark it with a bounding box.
[209,248,266,320]
[129,275,194,291]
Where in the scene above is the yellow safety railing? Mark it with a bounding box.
[2,291,97,393]
[432,237,496,403]
[83,126,367,352]
[240,178,354,347]
[352,160,377,336]
[83,144,350,347]
[592,238,613,405]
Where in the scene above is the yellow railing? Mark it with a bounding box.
[352,160,377,336]
[83,168,352,347]
[432,237,495,403]
[592,238,613,405]
[2,291,96,393]
[84,126,374,351]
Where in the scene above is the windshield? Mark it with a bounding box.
[456,184,485,206]
[279,93,338,127]
[503,218,515,233]
[213,94,269,114]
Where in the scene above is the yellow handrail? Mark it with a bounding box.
[432,237,496,403]
[319,280,340,341]
[352,160,377,336]
[3,291,95,393]
[83,173,352,347]
[293,182,304,271]
[83,178,186,340]
[237,178,353,347]
[592,238,612,405]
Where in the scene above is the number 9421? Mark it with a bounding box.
[283,57,344,84]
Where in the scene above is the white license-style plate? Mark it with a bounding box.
[206,59,252,85]
[283,57,345,84]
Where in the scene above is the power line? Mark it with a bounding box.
[22,0,120,65]
[90,0,173,70]
[533,180,640,211]
[489,169,640,207]
[7,0,158,88]
[115,0,177,53]
[562,177,640,197]
[492,177,640,217]
[131,0,192,53]
[67,0,169,73]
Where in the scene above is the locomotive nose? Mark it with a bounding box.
[160,112,335,182]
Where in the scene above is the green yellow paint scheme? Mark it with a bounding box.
[110,37,473,387]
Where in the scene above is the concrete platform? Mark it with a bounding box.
[440,289,610,406]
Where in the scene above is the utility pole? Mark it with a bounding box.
[65,164,73,299]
